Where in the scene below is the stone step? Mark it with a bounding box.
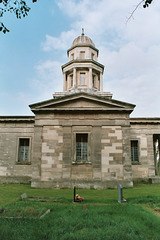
[150,177,160,184]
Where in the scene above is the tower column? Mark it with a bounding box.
[63,72,66,91]
[73,68,77,88]
[100,72,103,92]
[89,68,92,88]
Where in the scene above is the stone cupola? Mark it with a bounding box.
[61,29,104,93]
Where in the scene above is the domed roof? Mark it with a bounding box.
[71,30,95,48]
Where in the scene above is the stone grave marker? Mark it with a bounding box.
[118,184,127,203]
[21,193,27,201]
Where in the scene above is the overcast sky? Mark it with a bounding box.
[0,0,160,117]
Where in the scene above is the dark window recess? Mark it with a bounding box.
[18,138,30,162]
[131,140,139,162]
[92,75,96,87]
[76,134,88,161]
[70,75,73,87]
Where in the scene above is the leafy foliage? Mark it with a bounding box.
[143,0,153,8]
[0,0,37,33]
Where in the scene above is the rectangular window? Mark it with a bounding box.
[131,140,139,162]
[18,138,30,163]
[76,134,88,161]
[70,74,73,87]
[92,75,96,87]
[80,51,85,59]
[71,53,74,60]
[80,73,85,85]
[91,53,95,60]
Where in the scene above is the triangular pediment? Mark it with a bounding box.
[48,98,115,109]
[29,92,135,113]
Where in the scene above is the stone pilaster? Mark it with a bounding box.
[92,126,101,179]
[122,126,133,185]
[31,125,43,183]
[62,126,72,179]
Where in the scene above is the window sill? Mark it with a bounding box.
[132,161,141,165]
[72,161,92,165]
[16,162,31,165]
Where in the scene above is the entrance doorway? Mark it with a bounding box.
[153,135,160,176]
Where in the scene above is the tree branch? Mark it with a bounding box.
[127,0,153,23]
[127,0,145,23]
[0,0,37,34]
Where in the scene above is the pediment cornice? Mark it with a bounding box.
[29,92,135,114]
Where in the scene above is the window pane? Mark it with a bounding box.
[76,134,88,161]
[18,138,30,162]
[131,140,139,162]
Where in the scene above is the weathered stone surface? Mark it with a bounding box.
[0,120,34,180]
[1,113,160,188]
[130,123,160,180]
[0,33,160,189]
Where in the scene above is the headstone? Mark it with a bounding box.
[118,184,123,203]
[21,193,27,200]
[118,184,126,203]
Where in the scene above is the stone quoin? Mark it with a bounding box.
[0,31,160,188]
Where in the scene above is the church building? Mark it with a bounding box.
[0,32,160,189]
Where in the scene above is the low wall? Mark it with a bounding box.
[31,179,133,189]
[0,176,31,184]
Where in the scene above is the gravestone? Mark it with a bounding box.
[118,184,126,203]
[21,193,27,201]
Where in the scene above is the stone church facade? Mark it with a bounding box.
[0,32,160,189]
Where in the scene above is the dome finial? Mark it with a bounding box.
[71,30,95,48]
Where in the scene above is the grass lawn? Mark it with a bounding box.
[0,183,160,239]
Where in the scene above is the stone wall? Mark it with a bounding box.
[31,111,133,189]
[3,115,160,187]
[101,126,123,180]
[0,119,34,182]
[130,122,160,180]
[41,126,63,181]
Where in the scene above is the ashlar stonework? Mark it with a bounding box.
[0,32,160,188]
